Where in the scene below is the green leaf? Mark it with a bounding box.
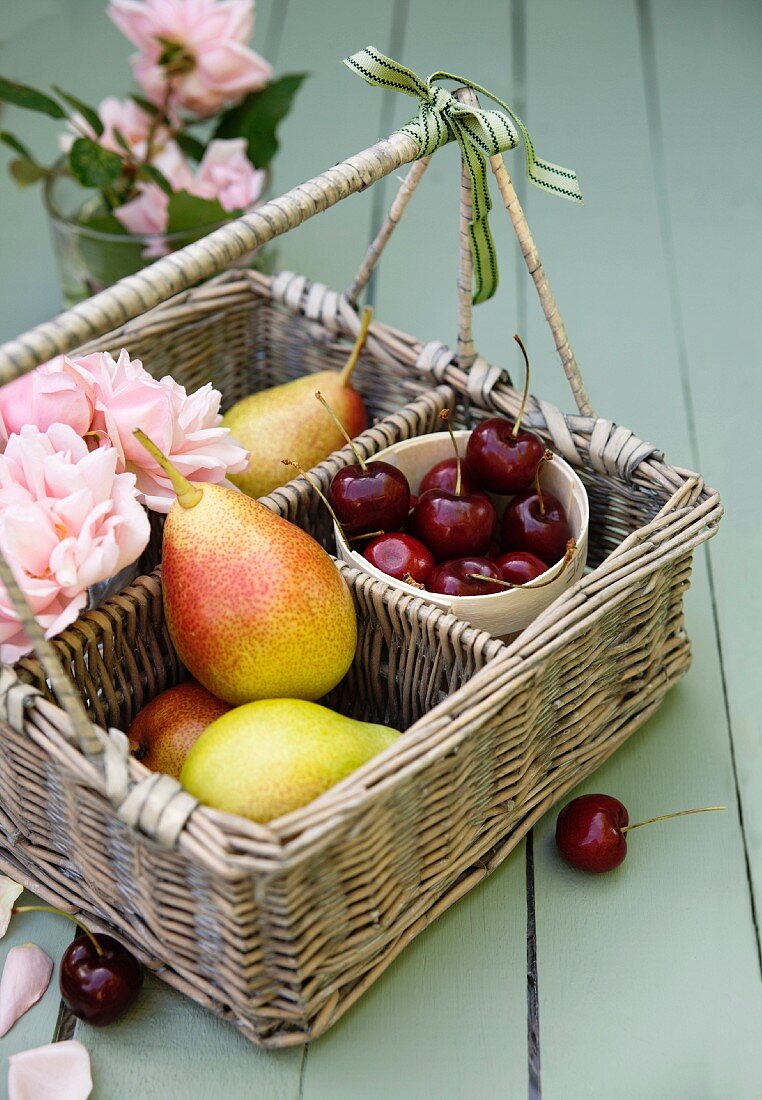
[51,86,103,136]
[111,127,132,156]
[166,190,230,234]
[212,72,308,169]
[79,211,128,235]
[141,163,173,195]
[0,75,66,119]
[176,131,206,161]
[9,157,48,186]
[129,93,160,116]
[0,131,33,159]
[68,137,123,187]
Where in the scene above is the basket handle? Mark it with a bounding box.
[345,87,595,417]
[0,130,420,384]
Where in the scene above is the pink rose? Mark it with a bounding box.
[192,138,265,211]
[58,350,249,511]
[108,0,272,119]
[60,95,171,158]
[0,424,150,663]
[0,359,93,447]
[114,140,195,250]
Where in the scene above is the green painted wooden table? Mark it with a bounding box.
[1,1,761,1096]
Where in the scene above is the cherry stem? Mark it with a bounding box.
[338,305,373,386]
[439,408,462,495]
[402,572,425,589]
[348,529,385,543]
[315,391,367,472]
[467,539,576,590]
[281,459,350,543]
[134,429,203,510]
[512,334,531,439]
[12,905,104,956]
[534,449,555,516]
[621,805,725,834]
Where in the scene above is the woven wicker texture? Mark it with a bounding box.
[0,112,721,1045]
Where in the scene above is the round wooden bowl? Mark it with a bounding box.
[334,430,589,638]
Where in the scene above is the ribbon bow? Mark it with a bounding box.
[345,47,582,304]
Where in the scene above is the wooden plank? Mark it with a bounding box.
[522,1,762,1097]
[645,0,762,940]
[301,5,532,1097]
[0,891,73,1065]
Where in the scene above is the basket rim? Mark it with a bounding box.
[3,267,722,876]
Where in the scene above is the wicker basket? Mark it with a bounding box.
[0,94,721,1047]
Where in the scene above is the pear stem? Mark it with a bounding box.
[281,459,350,543]
[534,449,555,516]
[133,429,202,509]
[439,408,462,495]
[467,539,576,590]
[512,334,531,439]
[315,391,367,472]
[13,905,104,956]
[338,306,373,387]
[621,805,725,834]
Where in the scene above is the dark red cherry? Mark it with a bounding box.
[555,794,629,873]
[364,532,434,585]
[329,461,410,537]
[466,417,544,495]
[428,556,501,596]
[412,488,496,562]
[501,487,570,564]
[419,458,478,496]
[60,934,143,1026]
[494,550,548,585]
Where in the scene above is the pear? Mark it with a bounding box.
[180,699,399,822]
[127,680,231,779]
[221,306,372,498]
[134,432,357,707]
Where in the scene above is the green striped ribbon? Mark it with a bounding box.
[345,46,582,304]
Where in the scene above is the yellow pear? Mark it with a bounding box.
[180,699,399,823]
[134,431,357,706]
[222,307,372,498]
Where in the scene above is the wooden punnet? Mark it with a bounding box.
[0,77,720,1046]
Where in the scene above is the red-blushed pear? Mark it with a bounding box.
[221,306,372,498]
[127,680,231,779]
[134,430,357,706]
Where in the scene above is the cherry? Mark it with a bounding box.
[495,550,548,584]
[59,933,143,1026]
[412,409,497,561]
[465,335,544,494]
[555,795,725,873]
[412,488,496,562]
[364,532,435,585]
[420,458,477,496]
[428,556,501,596]
[501,451,570,564]
[329,462,410,537]
[555,794,629,873]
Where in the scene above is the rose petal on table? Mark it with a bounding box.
[0,876,23,939]
[8,1040,93,1100]
[0,943,54,1036]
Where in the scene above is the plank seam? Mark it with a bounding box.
[635,0,762,974]
[526,830,542,1100]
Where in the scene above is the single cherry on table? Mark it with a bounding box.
[60,933,144,1026]
[555,794,725,873]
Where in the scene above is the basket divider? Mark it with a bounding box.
[346,155,432,305]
